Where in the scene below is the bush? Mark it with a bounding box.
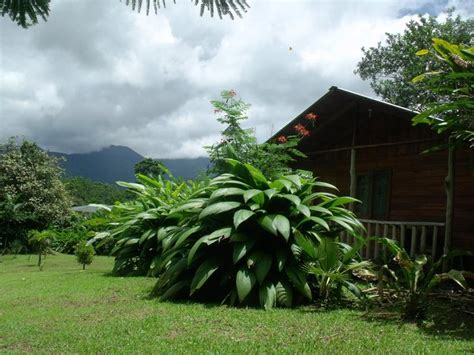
[75,241,95,270]
[151,159,363,308]
[89,174,210,276]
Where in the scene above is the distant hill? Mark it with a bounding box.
[50,145,209,184]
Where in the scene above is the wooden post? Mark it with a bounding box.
[349,113,357,212]
[443,142,455,271]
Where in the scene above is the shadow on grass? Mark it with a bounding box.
[360,292,474,342]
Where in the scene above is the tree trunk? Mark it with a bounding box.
[83,263,86,270]
[37,252,42,267]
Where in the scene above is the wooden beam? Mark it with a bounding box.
[303,138,442,157]
[443,141,455,271]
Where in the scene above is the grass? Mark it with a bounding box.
[1,254,473,353]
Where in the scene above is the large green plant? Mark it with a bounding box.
[376,238,470,320]
[90,173,210,276]
[152,159,363,309]
[298,236,371,302]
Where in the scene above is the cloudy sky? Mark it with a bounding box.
[0,0,471,158]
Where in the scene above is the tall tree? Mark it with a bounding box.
[0,138,71,248]
[0,0,250,29]
[355,10,473,110]
[134,158,168,177]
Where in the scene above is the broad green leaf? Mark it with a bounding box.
[270,179,292,191]
[174,225,202,249]
[264,188,277,199]
[415,49,429,56]
[233,240,256,264]
[190,258,221,295]
[259,281,276,310]
[310,216,330,231]
[243,189,265,205]
[199,201,241,219]
[244,163,268,186]
[258,215,278,236]
[275,280,293,307]
[282,174,301,188]
[272,214,290,241]
[297,204,311,218]
[278,194,301,207]
[445,270,467,289]
[233,209,255,229]
[188,227,232,265]
[313,180,339,191]
[248,251,272,284]
[236,268,256,302]
[210,187,245,199]
[309,206,333,215]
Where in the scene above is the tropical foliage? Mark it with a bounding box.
[64,176,131,206]
[373,238,470,320]
[299,236,372,302]
[89,173,209,276]
[134,158,168,178]
[207,90,306,179]
[412,38,474,148]
[150,159,363,308]
[0,138,71,250]
[355,10,473,110]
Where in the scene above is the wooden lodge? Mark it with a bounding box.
[273,87,474,262]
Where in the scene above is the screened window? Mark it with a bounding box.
[355,171,391,219]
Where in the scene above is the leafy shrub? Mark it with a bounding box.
[298,236,372,302]
[152,159,363,309]
[90,174,210,276]
[374,238,470,320]
[75,241,95,270]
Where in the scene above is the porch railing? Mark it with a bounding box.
[341,219,445,260]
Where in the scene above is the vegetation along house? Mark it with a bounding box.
[273,86,474,261]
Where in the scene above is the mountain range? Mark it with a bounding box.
[50,146,209,184]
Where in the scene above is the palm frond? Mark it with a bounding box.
[124,0,250,19]
[0,0,50,28]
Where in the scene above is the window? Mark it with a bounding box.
[355,171,391,219]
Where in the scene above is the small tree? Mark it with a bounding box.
[28,230,54,268]
[75,241,95,270]
[134,158,169,178]
[206,90,306,178]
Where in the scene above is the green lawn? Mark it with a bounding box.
[1,254,473,353]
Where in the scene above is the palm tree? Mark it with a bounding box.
[0,0,250,29]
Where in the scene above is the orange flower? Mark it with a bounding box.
[294,123,310,137]
[305,112,319,121]
[277,135,288,143]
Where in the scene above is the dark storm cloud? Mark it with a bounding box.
[0,0,469,158]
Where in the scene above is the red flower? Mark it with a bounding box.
[294,123,311,137]
[214,109,222,114]
[277,135,288,144]
[305,112,319,121]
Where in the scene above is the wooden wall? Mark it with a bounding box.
[293,107,474,252]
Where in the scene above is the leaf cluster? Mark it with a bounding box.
[412,38,474,148]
